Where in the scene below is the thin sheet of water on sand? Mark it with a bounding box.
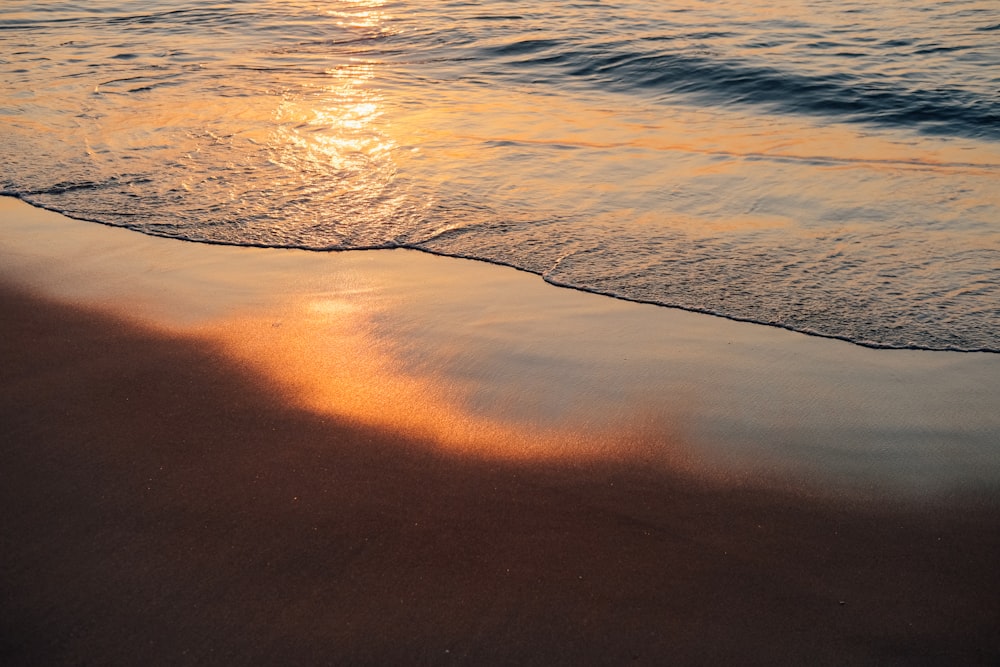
[2,196,998,499]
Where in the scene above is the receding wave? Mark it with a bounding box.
[2,0,999,353]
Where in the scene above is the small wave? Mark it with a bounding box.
[486,38,564,57]
[470,15,525,22]
[497,43,1000,140]
[21,180,109,196]
[93,74,185,95]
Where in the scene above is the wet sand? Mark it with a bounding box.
[2,197,999,664]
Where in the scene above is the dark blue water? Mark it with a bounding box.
[2,0,998,350]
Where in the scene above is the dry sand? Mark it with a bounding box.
[2,196,999,664]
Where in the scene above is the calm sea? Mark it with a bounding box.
[2,0,998,350]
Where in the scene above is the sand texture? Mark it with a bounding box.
[2,197,999,664]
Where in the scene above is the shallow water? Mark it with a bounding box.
[5,196,1000,499]
[2,0,998,350]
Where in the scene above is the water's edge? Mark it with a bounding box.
[8,193,996,355]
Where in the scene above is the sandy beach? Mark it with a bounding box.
[2,196,999,664]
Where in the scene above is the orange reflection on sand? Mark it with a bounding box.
[208,294,699,471]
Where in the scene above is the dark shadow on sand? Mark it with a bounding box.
[1,284,998,665]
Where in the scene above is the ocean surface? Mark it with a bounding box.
[2,0,998,351]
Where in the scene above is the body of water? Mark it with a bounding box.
[2,0,998,350]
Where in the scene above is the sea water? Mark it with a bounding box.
[2,0,998,351]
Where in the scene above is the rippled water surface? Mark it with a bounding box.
[2,0,998,350]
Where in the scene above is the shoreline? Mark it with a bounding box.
[3,196,999,499]
[8,194,995,355]
[2,196,999,663]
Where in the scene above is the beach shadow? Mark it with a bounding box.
[2,284,998,665]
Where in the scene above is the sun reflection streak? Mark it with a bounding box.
[324,0,388,30]
[261,1,400,219]
[271,61,393,171]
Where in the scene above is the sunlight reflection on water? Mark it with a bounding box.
[1,0,998,349]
